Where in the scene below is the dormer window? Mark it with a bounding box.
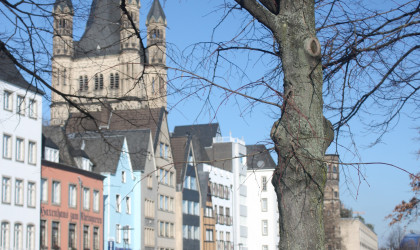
[81,157,92,171]
[45,147,59,163]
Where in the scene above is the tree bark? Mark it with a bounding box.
[238,0,335,249]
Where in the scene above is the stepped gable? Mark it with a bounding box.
[172,123,220,163]
[246,144,277,170]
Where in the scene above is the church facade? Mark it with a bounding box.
[50,0,167,126]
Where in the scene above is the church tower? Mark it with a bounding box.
[324,154,342,250]
[146,0,167,108]
[51,0,74,125]
[50,0,168,126]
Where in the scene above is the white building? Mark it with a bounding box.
[199,163,234,250]
[340,218,378,250]
[245,144,279,250]
[206,135,248,250]
[0,51,43,249]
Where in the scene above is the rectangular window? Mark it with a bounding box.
[194,202,199,216]
[159,221,164,237]
[182,200,188,214]
[190,176,196,190]
[164,144,168,159]
[52,181,61,205]
[51,221,59,249]
[14,179,23,205]
[262,220,268,235]
[164,196,168,211]
[68,223,76,250]
[16,95,25,115]
[147,174,153,189]
[116,224,121,243]
[123,225,130,244]
[164,170,168,184]
[160,142,164,157]
[26,224,35,250]
[15,138,24,162]
[1,222,10,249]
[28,141,36,164]
[159,194,164,210]
[194,226,199,240]
[14,223,23,249]
[3,134,12,159]
[122,171,126,183]
[40,220,47,248]
[169,172,174,186]
[261,198,268,212]
[262,245,268,250]
[93,227,99,250]
[0,173,7,197]
[183,175,190,189]
[41,178,48,203]
[165,222,169,237]
[116,195,121,212]
[3,91,12,111]
[83,188,90,210]
[189,201,194,215]
[27,182,35,207]
[205,229,213,241]
[83,225,89,249]
[182,225,187,239]
[28,99,37,118]
[93,190,99,212]
[69,184,77,208]
[169,197,174,212]
[262,176,267,191]
[126,196,131,214]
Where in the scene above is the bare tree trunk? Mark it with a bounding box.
[262,0,334,249]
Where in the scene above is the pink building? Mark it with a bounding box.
[41,159,105,250]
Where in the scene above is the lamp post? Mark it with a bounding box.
[78,177,82,250]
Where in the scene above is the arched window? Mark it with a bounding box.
[84,75,88,90]
[110,73,114,89]
[94,74,99,90]
[62,69,66,85]
[79,76,83,91]
[57,68,60,85]
[159,77,164,93]
[333,166,337,173]
[152,77,155,93]
[115,73,120,89]
[99,74,104,89]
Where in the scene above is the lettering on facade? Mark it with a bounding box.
[81,212,102,224]
[70,213,78,220]
[41,207,69,219]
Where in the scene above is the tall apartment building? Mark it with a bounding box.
[0,50,43,249]
[205,135,248,250]
[173,124,248,250]
[246,144,279,250]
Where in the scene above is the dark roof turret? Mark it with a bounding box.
[146,0,166,25]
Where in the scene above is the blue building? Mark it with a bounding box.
[68,130,154,250]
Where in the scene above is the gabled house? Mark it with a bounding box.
[42,127,105,250]
[67,129,158,250]
[171,135,202,250]
[65,107,177,250]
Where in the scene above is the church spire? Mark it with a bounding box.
[146,0,166,25]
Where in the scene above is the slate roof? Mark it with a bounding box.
[246,144,277,170]
[197,170,211,207]
[66,107,165,150]
[54,0,74,14]
[0,50,44,95]
[171,136,190,187]
[67,129,151,173]
[43,126,77,166]
[74,0,143,59]
[172,123,220,162]
[147,0,166,24]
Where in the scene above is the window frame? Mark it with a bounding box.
[51,180,61,205]
[16,95,25,116]
[14,179,24,206]
[2,177,11,204]
[3,134,12,159]
[3,90,12,111]
[68,184,77,208]
[28,141,37,165]
[27,182,36,208]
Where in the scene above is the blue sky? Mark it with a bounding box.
[157,0,420,245]
[30,0,419,246]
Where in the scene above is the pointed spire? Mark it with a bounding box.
[54,0,74,15]
[146,0,166,25]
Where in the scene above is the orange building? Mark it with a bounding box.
[40,159,105,250]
